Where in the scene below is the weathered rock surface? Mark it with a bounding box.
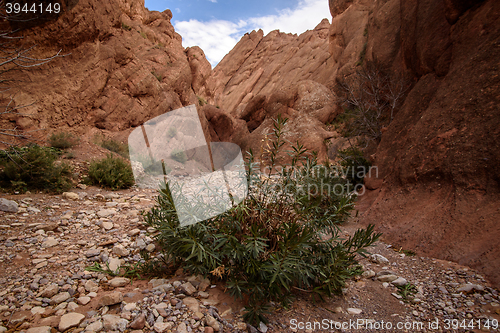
[0,0,211,142]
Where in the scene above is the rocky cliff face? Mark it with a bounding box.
[330,0,500,286]
[2,0,499,286]
[202,0,500,287]
[1,0,212,142]
[198,19,341,162]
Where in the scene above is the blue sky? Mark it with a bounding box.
[144,0,330,67]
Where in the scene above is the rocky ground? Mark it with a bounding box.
[0,186,499,333]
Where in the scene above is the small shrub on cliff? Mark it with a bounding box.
[121,22,132,31]
[48,131,79,149]
[151,70,162,82]
[0,145,73,193]
[87,154,134,190]
[95,136,129,159]
[197,95,207,106]
[170,149,187,164]
[145,115,381,325]
[338,147,371,186]
[336,61,410,142]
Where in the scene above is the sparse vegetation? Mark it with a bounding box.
[197,95,207,106]
[396,248,416,256]
[145,115,381,325]
[167,126,177,138]
[336,62,410,142]
[0,144,73,193]
[151,70,162,82]
[121,22,132,31]
[86,250,170,280]
[48,131,79,149]
[95,136,129,159]
[139,31,147,39]
[170,149,187,164]
[338,147,371,186]
[397,283,417,302]
[86,154,134,190]
[355,42,367,66]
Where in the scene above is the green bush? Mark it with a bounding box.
[48,132,79,149]
[87,154,134,190]
[338,147,371,186]
[167,127,177,138]
[170,149,187,164]
[145,115,381,325]
[0,145,73,193]
[197,95,207,106]
[121,22,132,31]
[151,70,162,82]
[97,138,129,159]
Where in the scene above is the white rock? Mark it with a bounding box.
[145,243,155,252]
[30,306,46,315]
[180,282,196,296]
[98,292,123,306]
[177,322,189,333]
[377,274,398,282]
[153,321,174,332]
[85,320,103,332]
[59,312,85,331]
[51,291,70,304]
[112,245,130,257]
[109,277,130,288]
[370,254,389,264]
[183,297,200,312]
[205,314,220,331]
[63,192,79,200]
[102,222,114,230]
[129,229,141,236]
[108,257,121,272]
[102,314,128,332]
[97,209,116,217]
[40,284,59,298]
[362,270,376,278]
[391,277,408,287]
[26,326,52,333]
[85,280,99,293]
[77,296,91,305]
[42,237,59,248]
[123,302,137,311]
[67,301,79,311]
[0,198,18,213]
[347,308,363,315]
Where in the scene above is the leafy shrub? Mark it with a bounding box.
[197,95,207,106]
[135,154,172,175]
[170,149,187,164]
[121,22,132,31]
[167,127,177,138]
[145,115,381,325]
[87,154,134,190]
[96,137,129,159]
[48,132,79,149]
[151,70,162,82]
[0,145,73,193]
[338,147,371,186]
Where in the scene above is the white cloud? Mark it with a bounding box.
[174,19,247,67]
[208,0,217,2]
[174,0,330,67]
[247,0,330,35]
